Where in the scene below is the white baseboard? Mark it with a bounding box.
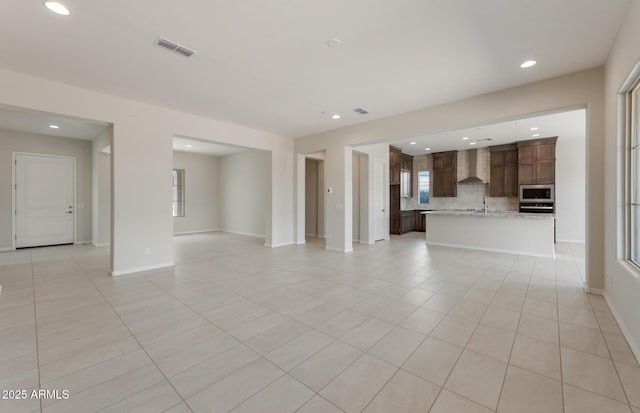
[603,291,640,365]
[359,240,375,245]
[173,228,220,236]
[91,242,110,247]
[0,247,14,252]
[583,284,604,295]
[221,230,265,238]
[556,239,586,244]
[265,242,295,248]
[296,240,306,245]
[111,262,175,276]
[75,240,92,245]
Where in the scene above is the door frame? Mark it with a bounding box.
[12,152,77,250]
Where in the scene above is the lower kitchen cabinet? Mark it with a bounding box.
[414,210,426,232]
[400,210,414,234]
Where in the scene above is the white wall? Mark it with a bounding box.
[0,128,92,250]
[91,130,111,247]
[352,154,360,242]
[295,68,604,288]
[604,0,640,360]
[173,151,220,235]
[0,68,294,275]
[317,160,326,238]
[555,134,586,243]
[305,159,318,236]
[219,150,271,238]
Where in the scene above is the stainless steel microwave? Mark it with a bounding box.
[520,184,554,203]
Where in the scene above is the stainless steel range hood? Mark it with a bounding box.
[457,149,487,185]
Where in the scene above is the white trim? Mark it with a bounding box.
[296,240,306,245]
[556,239,586,244]
[425,241,555,258]
[265,242,295,248]
[583,285,604,295]
[91,242,110,247]
[12,152,77,249]
[0,247,15,252]
[221,229,264,238]
[603,291,640,365]
[110,262,175,276]
[359,240,375,245]
[173,228,220,236]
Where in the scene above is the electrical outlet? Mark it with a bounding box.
[145,247,151,255]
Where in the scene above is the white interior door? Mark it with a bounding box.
[374,159,385,241]
[15,154,75,248]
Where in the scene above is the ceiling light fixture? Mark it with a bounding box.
[532,134,540,137]
[410,142,417,145]
[186,144,193,148]
[530,127,539,131]
[49,124,59,129]
[462,137,469,140]
[327,38,342,48]
[331,114,341,119]
[469,142,477,145]
[520,60,537,68]
[425,148,431,151]
[43,1,70,15]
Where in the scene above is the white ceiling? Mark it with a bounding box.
[0,1,629,138]
[390,109,586,155]
[173,136,248,157]
[0,105,109,140]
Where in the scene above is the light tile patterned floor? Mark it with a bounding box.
[0,232,638,412]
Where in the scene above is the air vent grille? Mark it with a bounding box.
[354,108,369,115]
[155,37,197,58]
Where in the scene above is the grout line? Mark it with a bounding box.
[64,247,196,413]
[28,249,44,413]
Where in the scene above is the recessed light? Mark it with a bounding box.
[425,148,431,151]
[462,137,469,140]
[186,144,193,148]
[469,142,477,145]
[520,60,537,68]
[331,114,341,119]
[530,127,539,131]
[410,142,417,145]
[327,38,342,48]
[532,134,540,137]
[43,1,70,15]
[49,125,59,129]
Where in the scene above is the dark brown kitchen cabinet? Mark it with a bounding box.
[517,137,557,185]
[389,146,402,185]
[400,153,413,172]
[489,143,518,197]
[414,210,426,232]
[390,185,400,234]
[399,210,414,234]
[432,151,457,197]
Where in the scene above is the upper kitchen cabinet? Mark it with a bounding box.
[389,146,402,184]
[517,137,557,185]
[432,150,458,197]
[400,153,413,198]
[489,143,518,197]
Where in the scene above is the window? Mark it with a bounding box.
[172,169,185,217]
[418,170,430,204]
[629,75,640,266]
[400,170,411,198]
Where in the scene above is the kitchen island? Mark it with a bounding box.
[422,210,555,258]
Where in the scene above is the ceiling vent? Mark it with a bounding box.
[155,37,197,58]
[354,108,369,115]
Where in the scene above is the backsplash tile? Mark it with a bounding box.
[401,150,518,212]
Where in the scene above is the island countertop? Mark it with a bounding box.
[421,210,554,219]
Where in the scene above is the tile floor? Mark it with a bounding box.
[0,232,638,413]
